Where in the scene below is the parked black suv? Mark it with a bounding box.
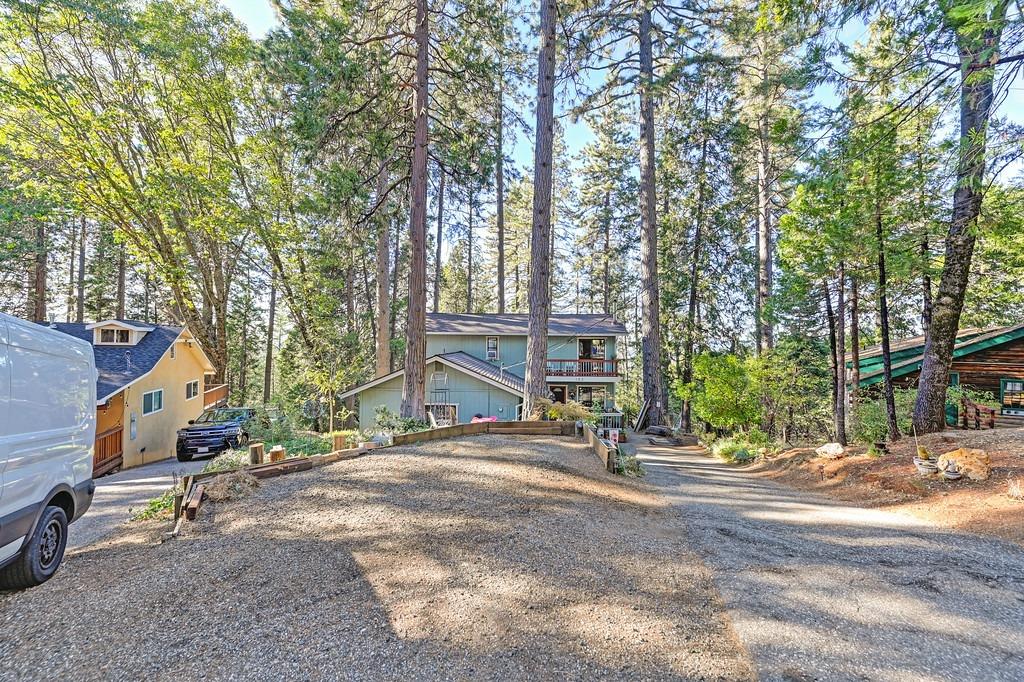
[175,408,256,461]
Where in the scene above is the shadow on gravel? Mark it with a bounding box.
[638,443,1024,682]
[0,435,753,681]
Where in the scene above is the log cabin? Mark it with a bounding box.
[848,323,1024,427]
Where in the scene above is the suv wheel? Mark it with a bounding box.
[0,505,68,590]
[176,450,193,462]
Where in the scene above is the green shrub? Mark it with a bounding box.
[851,388,916,444]
[711,438,756,464]
[132,488,176,521]
[373,406,430,434]
[247,409,295,443]
[548,400,598,423]
[202,448,249,473]
[616,455,645,477]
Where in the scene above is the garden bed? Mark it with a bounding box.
[744,428,1024,545]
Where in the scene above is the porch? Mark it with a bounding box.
[545,358,619,377]
[204,382,228,408]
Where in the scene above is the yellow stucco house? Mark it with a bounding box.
[48,320,227,475]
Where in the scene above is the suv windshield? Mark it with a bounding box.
[194,408,250,424]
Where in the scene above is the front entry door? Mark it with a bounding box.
[550,385,568,404]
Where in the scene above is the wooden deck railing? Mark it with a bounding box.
[545,358,619,377]
[204,383,228,408]
[94,426,124,477]
[961,398,996,430]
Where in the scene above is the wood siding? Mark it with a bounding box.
[892,337,1024,398]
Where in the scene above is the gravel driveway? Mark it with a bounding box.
[636,442,1024,682]
[0,434,751,681]
[68,456,207,550]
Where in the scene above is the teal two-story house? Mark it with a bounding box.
[340,313,627,427]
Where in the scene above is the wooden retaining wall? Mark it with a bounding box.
[390,420,573,446]
[583,425,616,472]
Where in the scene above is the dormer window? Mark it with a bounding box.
[100,328,131,344]
[88,320,154,346]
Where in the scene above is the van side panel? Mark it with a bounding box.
[0,322,10,493]
[0,318,94,529]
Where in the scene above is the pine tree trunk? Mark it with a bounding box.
[637,6,666,425]
[264,276,276,404]
[913,3,1008,433]
[239,286,249,403]
[755,126,774,355]
[344,251,355,337]
[390,215,400,367]
[466,186,473,313]
[835,261,847,445]
[876,200,900,442]
[76,217,86,323]
[401,0,429,420]
[823,280,839,441]
[375,170,392,377]
[522,0,558,419]
[602,190,611,315]
[496,88,506,314]
[433,167,445,314]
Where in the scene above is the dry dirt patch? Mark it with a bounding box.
[0,433,751,681]
[747,428,1024,545]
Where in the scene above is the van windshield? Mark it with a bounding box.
[194,409,249,424]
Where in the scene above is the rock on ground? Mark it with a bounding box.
[0,434,752,681]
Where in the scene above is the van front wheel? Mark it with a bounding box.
[0,505,68,590]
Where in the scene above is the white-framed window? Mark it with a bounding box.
[576,385,607,409]
[100,328,131,344]
[186,380,200,400]
[486,336,500,361]
[170,343,176,359]
[142,389,164,415]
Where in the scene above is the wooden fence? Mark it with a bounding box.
[94,426,124,477]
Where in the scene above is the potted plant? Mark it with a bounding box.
[913,445,939,475]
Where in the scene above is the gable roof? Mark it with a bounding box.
[848,326,996,366]
[85,319,155,332]
[338,352,525,401]
[426,312,627,336]
[45,321,210,402]
[855,323,1024,387]
[439,351,526,393]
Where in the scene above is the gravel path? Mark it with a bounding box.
[0,435,751,681]
[636,442,1024,682]
[68,456,207,550]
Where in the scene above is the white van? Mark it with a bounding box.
[0,313,96,588]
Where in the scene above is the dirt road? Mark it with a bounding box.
[636,442,1024,682]
[0,435,751,681]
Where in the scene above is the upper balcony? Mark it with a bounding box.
[545,358,619,377]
